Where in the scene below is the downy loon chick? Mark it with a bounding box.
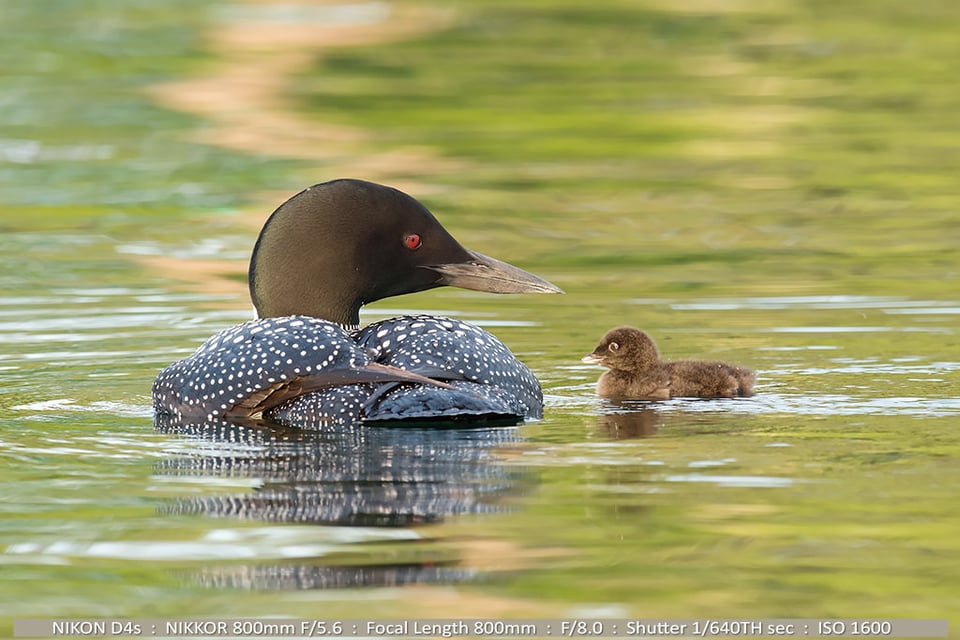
[152,179,562,428]
[582,326,755,400]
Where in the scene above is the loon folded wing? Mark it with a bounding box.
[231,362,453,418]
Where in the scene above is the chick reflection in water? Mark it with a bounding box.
[596,401,663,439]
[583,327,755,400]
[155,416,524,589]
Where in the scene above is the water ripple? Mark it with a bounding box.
[662,473,796,488]
[2,526,419,563]
[655,295,960,312]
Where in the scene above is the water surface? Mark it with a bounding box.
[2,0,959,632]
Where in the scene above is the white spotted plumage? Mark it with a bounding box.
[153,314,542,428]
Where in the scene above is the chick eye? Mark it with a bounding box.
[403,233,422,250]
[608,342,619,351]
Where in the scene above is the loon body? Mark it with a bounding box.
[153,179,561,428]
[583,326,755,400]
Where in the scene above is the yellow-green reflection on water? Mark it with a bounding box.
[1,0,959,633]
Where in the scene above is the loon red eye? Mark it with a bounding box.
[403,233,422,250]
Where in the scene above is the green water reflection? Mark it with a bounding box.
[2,0,958,632]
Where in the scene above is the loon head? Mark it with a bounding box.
[583,326,661,372]
[249,179,562,326]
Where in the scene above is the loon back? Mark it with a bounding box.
[271,316,543,427]
[153,315,542,427]
[152,316,454,422]
[153,179,561,428]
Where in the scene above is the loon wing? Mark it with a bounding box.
[231,363,453,418]
[152,316,454,423]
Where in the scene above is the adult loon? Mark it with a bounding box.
[153,179,562,428]
[583,326,755,399]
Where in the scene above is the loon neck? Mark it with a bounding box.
[250,275,364,328]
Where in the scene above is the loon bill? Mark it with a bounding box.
[152,179,562,428]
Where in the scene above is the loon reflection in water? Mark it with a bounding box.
[155,415,526,590]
